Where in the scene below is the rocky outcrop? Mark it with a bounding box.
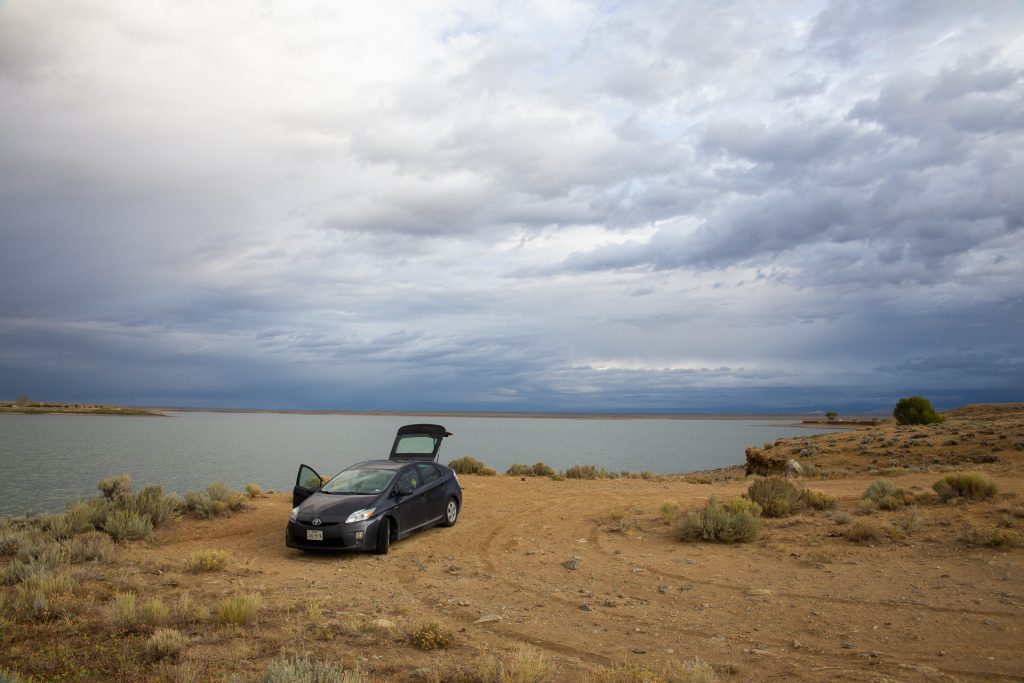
[745,447,787,476]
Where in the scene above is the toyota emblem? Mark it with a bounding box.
[311,518,322,526]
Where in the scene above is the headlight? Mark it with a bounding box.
[289,506,299,522]
[345,507,375,524]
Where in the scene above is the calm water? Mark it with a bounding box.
[0,412,842,515]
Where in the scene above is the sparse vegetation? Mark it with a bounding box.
[109,591,139,631]
[833,511,852,525]
[894,396,945,425]
[747,477,804,517]
[187,548,228,572]
[449,456,489,475]
[933,472,997,501]
[245,483,263,498]
[139,598,171,626]
[182,481,246,518]
[218,592,262,626]
[746,477,835,516]
[863,479,913,510]
[103,509,153,541]
[593,658,719,683]
[145,628,187,662]
[262,656,367,683]
[409,621,455,650]
[959,525,1023,548]
[478,645,555,683]
[564,464,598,479]
[676,496,761,543]
[659,500,680,524]
[480,466,497,476]
[506,462,557,477]
[844,521,883,543]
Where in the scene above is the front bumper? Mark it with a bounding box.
[285,517,379,551]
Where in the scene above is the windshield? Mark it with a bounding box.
[321,468,395,495]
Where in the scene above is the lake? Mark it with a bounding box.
[0,412,843,515]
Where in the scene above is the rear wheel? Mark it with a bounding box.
[441,497,459,527]
[373,518,391,555]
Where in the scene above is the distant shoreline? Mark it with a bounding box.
[157,407,882,422]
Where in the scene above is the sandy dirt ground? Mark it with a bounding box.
[112,469,1023,682]
[3,404,1024,681]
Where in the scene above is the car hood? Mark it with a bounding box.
[296,492,380,523]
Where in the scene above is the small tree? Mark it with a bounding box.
[825,411,838,422]
[893,396,944,425]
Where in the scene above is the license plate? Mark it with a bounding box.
[306,530,323,541]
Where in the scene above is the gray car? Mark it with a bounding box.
[285,424,462,554]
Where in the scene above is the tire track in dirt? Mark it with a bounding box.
[585,524,1023,621]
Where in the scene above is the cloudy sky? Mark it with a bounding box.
[1,1,1022,413]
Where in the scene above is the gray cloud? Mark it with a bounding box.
[1,0,1022,413]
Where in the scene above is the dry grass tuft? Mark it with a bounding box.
[262,656,367,683]
[593,658,719,682]
[218,592,262,626]
[245,483,263,498]
[108,591,138,631]
[564,464,598,479]
[139,598,171,627]
[659,501,680,524]
[478,645,555,682]
[187,549,228,572]
[145,628,187,662]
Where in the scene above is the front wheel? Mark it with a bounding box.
[373,518,391,555]
[441,497,459,527]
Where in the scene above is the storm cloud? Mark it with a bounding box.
[1,0,1021,412]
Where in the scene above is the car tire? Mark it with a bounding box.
[373,518,391,555]
[441,497,459,527]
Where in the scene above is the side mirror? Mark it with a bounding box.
[396,486,414,497]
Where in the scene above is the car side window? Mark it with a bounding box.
[397,467,419,491]
[417,462,441,485]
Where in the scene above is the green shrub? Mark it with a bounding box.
[893,396,945,425]
[245,483,262,498]
[145,628,187,662]
[103,509,153,541]
[659,500,680,524]
[448,457,487,474]
[564,464,598,479]
[933,472,997,501]
[183,483,245,518]
[409,622,455,650]
[262,657,367,683]
[218,593,262,626]
[864,479,896,502]
[675,496,761,543]
[98,474,134,501]
[747,477,804,517]
[530,462,556,477]
[126,485,179,527]
[187,549,228,572]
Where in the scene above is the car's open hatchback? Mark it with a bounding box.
[388,423,452,462]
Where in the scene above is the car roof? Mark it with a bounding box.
[348,459,448,471]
